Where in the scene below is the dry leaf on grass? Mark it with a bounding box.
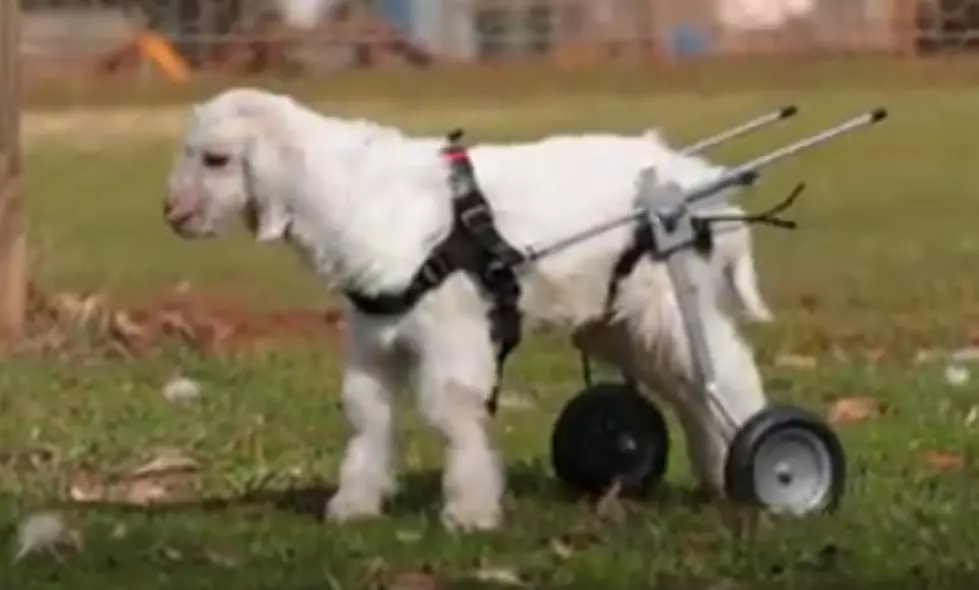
[944,364,971,387]
[966,406,979,427]
[558,519,604,551]
[70,478,174,505]
[913,349,941,365]
[124,479,173,505]
[472,567,526,586]
[386,570,439,590]
[205,549,238,568]
[130,449,200,479]
[68,469,107,503]
[594,479,624,520]
[774,353,818,370]
[109,311,152,353]
[550,537,574,559]
[157,310,198,342]
[171,280,193,296]
[195,317,237,352]
[496,389,538,411]
[921,451,964,472]
[68,483,104,503]
[916,347,979,367]
[49,291,107,327]
[17,328,69,356]
[67,448,201,507]
[0,445,58,471]
[395,529,422,544]
[828,397,882,424]
[861,347,888,364]
[110,522,128,539]
[159,546,183,562]
[951,346,979,362]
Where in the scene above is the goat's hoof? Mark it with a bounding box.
[325,493,383,524]
[440,502,501,532]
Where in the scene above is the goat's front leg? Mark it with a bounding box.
[414,316,503,532]
[326,326,403,523]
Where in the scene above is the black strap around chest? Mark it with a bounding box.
[345,132,526,414]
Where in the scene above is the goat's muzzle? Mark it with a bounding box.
[164,190,205,238]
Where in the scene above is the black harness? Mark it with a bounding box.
[347,128,805,409]
[345,130,526,415]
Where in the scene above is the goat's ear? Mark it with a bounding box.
[242,139,295,242]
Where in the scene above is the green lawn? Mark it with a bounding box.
[4,63,979,588]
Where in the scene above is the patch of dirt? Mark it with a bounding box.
[128,289,345,351]
[22,283,345,358]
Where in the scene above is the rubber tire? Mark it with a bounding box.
[724,404,846,514]
[550,381,670,497]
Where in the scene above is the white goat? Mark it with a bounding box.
[164,88,772,531]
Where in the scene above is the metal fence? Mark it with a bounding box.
[13,0,979,80]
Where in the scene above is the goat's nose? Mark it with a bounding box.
[165,189,198,225]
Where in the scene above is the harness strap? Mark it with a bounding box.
[603,222,654,319]
[442,141,527,268]
[346,131,525,415]
[603,213,720,318]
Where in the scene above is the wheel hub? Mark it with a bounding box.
[753,429,833,515]
[724,405,846,515]
[618,435,638,454]
[584,413,658,486]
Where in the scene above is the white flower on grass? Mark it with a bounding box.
[162,374,202,403]
[13,511,79,562]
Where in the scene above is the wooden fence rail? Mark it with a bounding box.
[0,0,27,342]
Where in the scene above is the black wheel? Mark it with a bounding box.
[724,405,846,515]
[550,381,670,497]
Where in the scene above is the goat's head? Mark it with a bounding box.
[164,88,300,242]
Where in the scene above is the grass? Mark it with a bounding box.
[5,62,979,588]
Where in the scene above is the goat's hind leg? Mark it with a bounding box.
[577,276,768,495]
[636,296,767,494]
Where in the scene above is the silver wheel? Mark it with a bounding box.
[725,405,846,515]
[751,427,834,515]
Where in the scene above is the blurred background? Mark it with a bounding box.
[15,0,974,82]
[6,0,979,347]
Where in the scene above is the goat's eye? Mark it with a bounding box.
[202,152,230,168]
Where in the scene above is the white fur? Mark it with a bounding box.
[711,214,774,323]
[164,88,772,531]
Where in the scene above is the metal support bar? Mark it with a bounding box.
[521,108,888,267]
[637,108,889,437]
[679,105,797,155]
[685,108,888,210]
[573,106,795,389]
[663,249,740,434]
